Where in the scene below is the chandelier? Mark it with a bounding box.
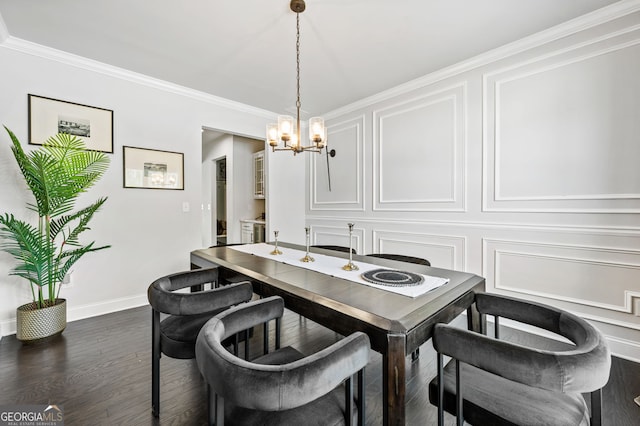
[266,0,326,155]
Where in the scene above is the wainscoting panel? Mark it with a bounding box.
[310,115,365,211]
[373,83,466,212]
[484,238,640,321]
[311,224,365,255]
[483,28,640,213]
[372,230,466,270]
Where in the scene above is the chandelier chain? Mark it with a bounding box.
[296,12,301,111]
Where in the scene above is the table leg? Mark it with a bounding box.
[383,333,406,426]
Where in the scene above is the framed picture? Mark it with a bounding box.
[28,94,114,153]
[123,146,184,190]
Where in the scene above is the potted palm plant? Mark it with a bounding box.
[0,126,110,343]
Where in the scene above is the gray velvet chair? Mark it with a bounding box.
[196,296,371,426]
[147,267,253,417]
[429,293,611,426]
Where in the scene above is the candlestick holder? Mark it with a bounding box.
[342,223,359,271]
[301,227,315,262]
[270,230,282,255]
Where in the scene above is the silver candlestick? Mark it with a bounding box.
[270,230,282,255]
[342,223,358,271]
[301,227,314,262]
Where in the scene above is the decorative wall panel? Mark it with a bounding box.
[373,84,466,211]
[484,239,640,314]
[373,230,466,270]
[484,31,640,212]
[310,115,365,211]
[311,224,364,255]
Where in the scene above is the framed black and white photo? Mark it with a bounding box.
[123,146,184,190]
[28,94,114,153]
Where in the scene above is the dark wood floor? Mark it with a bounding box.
[1,305,639,425]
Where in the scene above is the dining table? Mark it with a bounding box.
[190,242,485,426]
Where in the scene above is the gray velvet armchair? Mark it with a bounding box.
[429,292,611,426]
[147,267,253,417]
[196,296,371,426]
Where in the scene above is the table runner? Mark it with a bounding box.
[229,243,449,298]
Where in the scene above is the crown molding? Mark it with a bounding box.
[0,12,9,43]
[0,36,277,120]
[324,0,640,119]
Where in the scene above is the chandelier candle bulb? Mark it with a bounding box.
[278,115,294,142]
[267,124,279,147]
[309,117,325,144]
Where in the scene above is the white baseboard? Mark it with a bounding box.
[0,294,149,338]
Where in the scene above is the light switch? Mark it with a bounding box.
[182,202,190,212]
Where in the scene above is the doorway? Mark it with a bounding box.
[202,128,266,247]
[214,157,227,245]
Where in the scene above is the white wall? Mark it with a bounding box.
[0,38,307,336]
[308,5,640,360]
[265,148,306,245]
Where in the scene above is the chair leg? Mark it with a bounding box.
[456,359,463,426]
[244,329,250,361]
[591,388,602,426]
[151,309,161,417]
[411,347,420,361]
[207,384,215,426]
[357,368,365,426]
[345,376,353,426]
[233,333,239,356]
[437,353,444,426]
[215,393,225,426]
[263,320,269,355]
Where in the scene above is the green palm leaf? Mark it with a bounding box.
[1,126,110,307]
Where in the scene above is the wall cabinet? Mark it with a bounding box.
[253,150,265,199]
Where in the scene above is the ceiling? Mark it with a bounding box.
[0,0,620,116]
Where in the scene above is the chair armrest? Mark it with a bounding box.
[197,326,370,411]
[148,279,253,316]
[475,293,588,344]
[433,323,610,393]
[271,331,370,410]
[165,267,220,291]
[213,296,285,338]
